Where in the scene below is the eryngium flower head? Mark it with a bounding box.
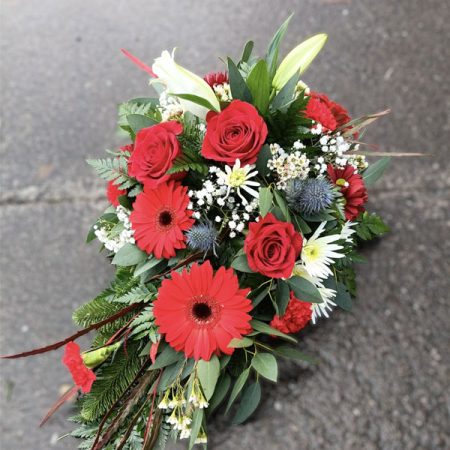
[286,178,334,215]
[186,221,218,254]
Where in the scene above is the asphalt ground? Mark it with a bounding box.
[1,1,449,449]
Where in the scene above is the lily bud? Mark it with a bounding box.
[82,341,121,369]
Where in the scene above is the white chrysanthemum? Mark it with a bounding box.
[301,222,345,279]
[340,221,356,243]
[291,264,337,323]
[216,159,260,205]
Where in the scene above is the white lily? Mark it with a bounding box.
[152,50,220,119]
[272,34,328,91]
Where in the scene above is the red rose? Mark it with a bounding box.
[270,291,312,334]
[244,213,303,279]
[327,164,368,220]
[201,100,268,165]
[62,342,96,393]
[129,121,183,188]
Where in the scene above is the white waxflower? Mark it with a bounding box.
[216,159,260,205]
[301,222,345,279]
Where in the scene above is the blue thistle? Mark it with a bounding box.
[186,221,218,254]
[286,178,334,215]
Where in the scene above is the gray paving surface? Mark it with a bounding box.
[1,0,449,449]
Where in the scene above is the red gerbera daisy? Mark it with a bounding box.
[130,181,194,259]
[62,342,96,393]
[204,71,229,88]
[270,291,312,334]
[154,261,252,361]
[327,164,368,220]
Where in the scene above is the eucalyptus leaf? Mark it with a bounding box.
[362,157,391,187]
[228,337,254,348]
[112,243,147,267]
[208,373,231,414]
[273,190,291,222]
[188,408,204,450]
[259,187,273,217]
[232,382,261,424]
[256,144,272,177]
[150,345,183,370]
[250,319,297,343]
[127,114,157,134]
[287,276,323,303]
[276,280,291,315]
[251,353,278,382]
[197,355,220,400]
[225,368,250,413]
[274,345,318,364]
[231,254,254,273]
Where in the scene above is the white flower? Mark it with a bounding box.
[152,50,220,119]
[340,221,356,243]
[301,222,345,279]
[216,159,260,205]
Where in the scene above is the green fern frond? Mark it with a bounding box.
[114,285,155,305]
[73,296,124,328]
[87,156,136,190]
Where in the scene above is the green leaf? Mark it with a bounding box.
[231,254,254,273]
[293,214,312,234]
[287,276,323,303]
[158,358,185,391]
[271,73,298,112]
[334,281,352,311]
[112,243,147,267]
[246,60,271,114]
[266,14,293,79]
[134,257,162,277]
[251,286,270,308]
[170,93,219,113]
[256,144,272,177]
[258,187,273,217]
[273,34,328,90]
[250,319,297,344]
[228,57,252,102]
[228,337,254,348]
[208,373,231,414]
[240,40,254,64]
[355,211,390,240]
[362,157,391,187]
[232,382,261,424]
[150,345,183,370]
[188,408,204,450]
[197,355,220,400]
[276,280,291,315]
[127,114,157,134]
[273,190,291,222]
[225,368,250,413]
[274,345,318,364]
[251,353,278,382]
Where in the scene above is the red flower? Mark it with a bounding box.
[270,292,312,334]
[128,121,183,188]
[305,95,337,131]
[154,261,252,361]
[327,164,368,220]
[201,100,268,165]
[204,71,229,88]
[309,92,352,129]
[244,213,303,279]
[130,181,194,259]
[62,342,96,393]
[106,181,127,207]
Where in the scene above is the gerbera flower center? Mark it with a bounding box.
[335,178,349,188]
[157,208,175,228]
[188,295,220,327]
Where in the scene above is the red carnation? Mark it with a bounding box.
[130,181,194,259]
[270,291,312,334]
[62,342,96,393]
[154,261,252,360]
[305,95,337,131]
[201,100,268,165]
[106,181,127,207]
[244,213,303,279]
[204,71,229,88]
[327,164,368,220]
[128,121,183,188]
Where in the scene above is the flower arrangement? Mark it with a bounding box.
[3,16,392,450]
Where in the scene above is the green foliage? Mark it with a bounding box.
[267,92,312,147]
[251,353,278,382]
[112,243,147,267]
[114,284,156,305]
[232,382,261,424]
[197,355,220,400]
[167,146,208,176]
[355,212,390,240]
[287,276,323,303]
[246,60,271,114]
[266,14,293,80]
[129,306,156,340]
[362,157,391,186]
[73,296,124,328]
[87,156,136,190]
[80,342,143,422]
[227,57,252,102]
